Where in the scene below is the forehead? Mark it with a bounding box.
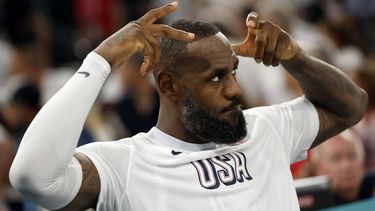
[322,136,357,156]
[186,32,236,69]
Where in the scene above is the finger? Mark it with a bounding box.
[231,44,241,56]
[254,27,267,63]
[144,33,161,66]
[231,43,254,57]
[139,38,156,76]
[140,57,151,76]
[144,24,194,41]
[138,1,178,24]
[271,56,281,67]
[246,12,259,29]
[272,38,286,66]
[140,55,154,76]
[263,29,278,66]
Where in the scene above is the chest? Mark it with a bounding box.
[122,132,297,211]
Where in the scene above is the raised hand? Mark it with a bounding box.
[232,12,299,66]
[94,1,195,75]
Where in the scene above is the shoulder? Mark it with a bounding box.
[243,97,317,123]
[245,96,315,114]
[77,138,131,155]
[77,133,149,154]
[75,134,149,167]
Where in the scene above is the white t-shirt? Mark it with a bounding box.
[77,97,319,211]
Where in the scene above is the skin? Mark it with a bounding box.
[0,137,14,189]
[312,133,364,201]
[60,4,368,210]
[156,33,241,143]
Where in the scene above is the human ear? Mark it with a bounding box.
[157,71,179,100]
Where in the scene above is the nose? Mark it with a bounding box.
[338,157,354,174]
[223,75,242,99]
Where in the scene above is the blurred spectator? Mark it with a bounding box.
[114,54,159,137]
[309,130,375,206]
[0,82,96,211]
[0,38,13,94]
[74,0,126,60]
[0,124,15,211]
[343,0,375,54]
[332,45,365,74]
[351,64,375,170]
[5,83,41,146]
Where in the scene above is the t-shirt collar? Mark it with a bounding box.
[147,127,217,152]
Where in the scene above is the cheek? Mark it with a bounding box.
[351,160,364,178]
[190,91,222,112]
[196,99,219,114]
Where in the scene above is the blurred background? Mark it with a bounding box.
[0,0,374,210]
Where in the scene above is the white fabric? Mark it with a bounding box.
[9,52,111,210]
[77,97,319,211]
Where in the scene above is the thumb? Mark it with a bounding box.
[246,12,259,34]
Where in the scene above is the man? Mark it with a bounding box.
[0,125,14,210]
[351,66,375,170]
[310,130,375,205]
[9,2,367,211]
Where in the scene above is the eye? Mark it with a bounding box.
[210,75,220,82]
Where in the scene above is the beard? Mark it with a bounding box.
[179,94,247,145]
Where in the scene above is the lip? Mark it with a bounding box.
[222,104,242,113]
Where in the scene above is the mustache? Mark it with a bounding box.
[221,98,242,113]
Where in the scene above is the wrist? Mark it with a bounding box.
[93,45,114,67]
[85,52,112,75]
[281,45,305,65]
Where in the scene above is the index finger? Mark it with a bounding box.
[138,1,179,24]
[146,24,195,41]
[231,44,242,56]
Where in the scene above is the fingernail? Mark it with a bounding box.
[188,32,195,39]
[168,1,178,6]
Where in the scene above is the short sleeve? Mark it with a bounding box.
[76,141,131,210]
[244,97,319,163]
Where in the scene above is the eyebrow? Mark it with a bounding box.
[212,57,239,74]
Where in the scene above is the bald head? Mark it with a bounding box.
[311,130,365,199]
[311,130,364,164]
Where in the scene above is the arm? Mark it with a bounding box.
[57,153,100,211]
[9,2,194,210]
[281,51,367,148]
[232,12,368,148]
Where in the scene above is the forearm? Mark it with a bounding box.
[9,52,110,209]
[281,50,367,122]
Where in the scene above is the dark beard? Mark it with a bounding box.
[179,94,247,145]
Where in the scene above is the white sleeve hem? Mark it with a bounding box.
[76,149,107,210]
[53,157,83,209]
[292,96,320,162]
[86,52,111,75]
